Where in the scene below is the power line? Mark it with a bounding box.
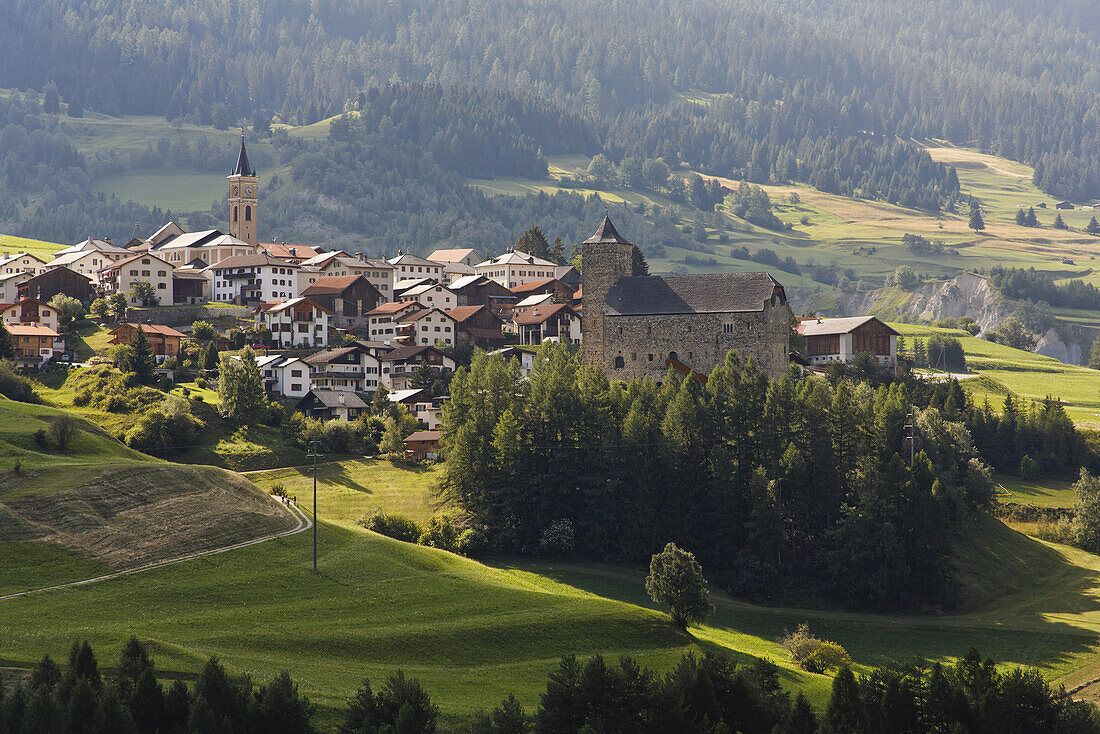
[306,439,323,572]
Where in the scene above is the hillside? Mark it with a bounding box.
[0,398,300,594]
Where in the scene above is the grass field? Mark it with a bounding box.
[248,458,446,526]
[0,233,65,259]
[92,173,225,212]
[890,322,1100,425]
[996,475,1078,508]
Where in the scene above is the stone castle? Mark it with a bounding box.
[580,216,792,379]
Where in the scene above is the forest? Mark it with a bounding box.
[2,0,1098,199]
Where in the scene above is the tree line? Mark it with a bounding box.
[987,265,1100,311]
[4,639,1094,733]
[440,344,998,611]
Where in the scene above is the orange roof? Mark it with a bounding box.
[110,323,186,338]
[444,305,487,323]
[7,324,59,337]
[509,278,571,295]
[366,300,423,316]
[260,242,323,260]
[512,303,577,325]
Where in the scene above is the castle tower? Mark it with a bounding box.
[580,215,633,368]
[228,136,258,246]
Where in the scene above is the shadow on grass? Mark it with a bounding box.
[486,518,1100,676]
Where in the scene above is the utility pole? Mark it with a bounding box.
[904,407,916,464]
[307,439,323,572]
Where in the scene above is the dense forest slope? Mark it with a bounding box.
[2,0,1099,199]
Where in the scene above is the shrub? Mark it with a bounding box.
[33,428,49,447]
[0,359,41,403]
[1020,454,1041,480]
[538,519,576,555]
[270,483,287,498]
[358,510,423,544]
[780,623,851,673]
[418,516,461,552]
[457,527,488,556]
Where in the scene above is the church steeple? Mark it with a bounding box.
[228,135,259,247]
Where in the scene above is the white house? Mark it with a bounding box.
[238,354,311,399]
[0,252,47,276]
[253,296,331,348]
[304,344,383,392]
[299,252,397,303]
[378,345,456,390]
[489,346,537,378]
[0,298,60,332]
[400,282,457,311]
[388,253,444,282]
[475,250,558,289]
[366,300,425,342]
[150,229,256,267]
[426,248,483,268]
[397,307,457,347]
[99,253,175,305]
[47,238,132,284]
[0,272,33,303]
[207,253,300,303]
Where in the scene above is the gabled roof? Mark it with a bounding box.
[207,253,296,270]
[445,305,498,323]
[605,273,784,316]
[300,390,368,409]
[476,250,557,268]
[388,254,441,268]
[99,252,173,273]
[6,324,59,337]
[395,277,435,292]
[404,430,441,442]
[21,267,91,284]
[515,293,554,308]
[380,344,444,362]
[388,388,430,404]
[152,229,222,251]
[145,221,186,247]
[49,250,116,267]
[509,278,573,295]
[400,307,455,323]
[0,252,46,267]
[254,296,331,315]
[0,297,51,314]
[447,274,490,291]
[402,283,451,298]
[231,135,256,177]
[512,303,577,325]
[110,323,186,338]
[583,215,632,245]
[366,301,423,316]
[259,242,322,260]
[304,346,364,364]
[54,238,131,256]
[362,257,396,269]
[0,272,31,283]
[796,316,899,337]
[172,270,209,280]
[427,248,481,264]
[301,275,373,296]
[300,251,345,267]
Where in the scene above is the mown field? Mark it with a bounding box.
[890,322,1100,426]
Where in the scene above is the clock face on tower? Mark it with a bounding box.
[245,186,254,197]
[232,185,238,196]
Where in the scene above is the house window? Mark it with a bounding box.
[245,206,252,221]
[233,206,239,222]
[668,351,678,362]
[614,356,624,368]
[724,323,734,334]
[648,354,654,361]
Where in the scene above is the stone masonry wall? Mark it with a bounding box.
[580,241,633,369]
[599,302,791,380]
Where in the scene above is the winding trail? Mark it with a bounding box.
[0,497,312,602]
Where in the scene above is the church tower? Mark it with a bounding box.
[580,215,633,370]
[228,136,258,246]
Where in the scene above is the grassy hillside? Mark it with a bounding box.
[0,398,298,593]
[0,232,64,260]
[890,322,1100,425]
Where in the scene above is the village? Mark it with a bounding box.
[0,138,898,459]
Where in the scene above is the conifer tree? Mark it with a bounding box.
[820,667,867,734]
[1053,213,1067,229]
[968,205,985,231]
[127,326,155,384]
[1015,208,1028,226]
[0,324,13,360]
[1087,216,1100,235]
[1025,207,1040,226]
[218,347,265,425]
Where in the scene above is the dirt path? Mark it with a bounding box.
[0,497,311,602]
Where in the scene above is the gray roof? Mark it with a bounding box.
[605,273,784,316]
[303,390,368,409]
[389,254,440,268]
[231,136,256,177]
[583,215,631,245]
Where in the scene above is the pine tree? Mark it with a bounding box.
[1015,208,1028,226]
[0,324,14,359]
[1025,207,1040,226]
[128,326,155,384]
[820,667,867,734]
[1053,213,1067,229]
[515,225,551,260]
[380,417,404,456]
[1087,216,1100,235]
[968,206,985,231]
[204,342,219,371]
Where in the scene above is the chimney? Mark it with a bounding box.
[338,393,345,405]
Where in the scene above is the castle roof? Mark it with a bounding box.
[583,215,631,245]
[231,136,256,177]
[605,273,784,316]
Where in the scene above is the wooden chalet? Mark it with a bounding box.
[17,267,93,304]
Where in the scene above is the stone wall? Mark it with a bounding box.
[127,305,249,326]
[599,302,791,380]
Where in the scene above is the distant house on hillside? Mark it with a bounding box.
[301,275,382,328]
[108,323,186,360]
[1056,201,1075,210]
[795,316,898,368]
[403,430,442,460]
[18,267,93,304]
[8,324,63,366]
[295,389,368,421]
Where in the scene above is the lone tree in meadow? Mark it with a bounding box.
[645,542,713,629]
[1087,217,1100,236]
[968,205,985,231]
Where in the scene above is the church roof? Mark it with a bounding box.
[583,215,631,245]
[605,273,784,316]
[231,136,256,177]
